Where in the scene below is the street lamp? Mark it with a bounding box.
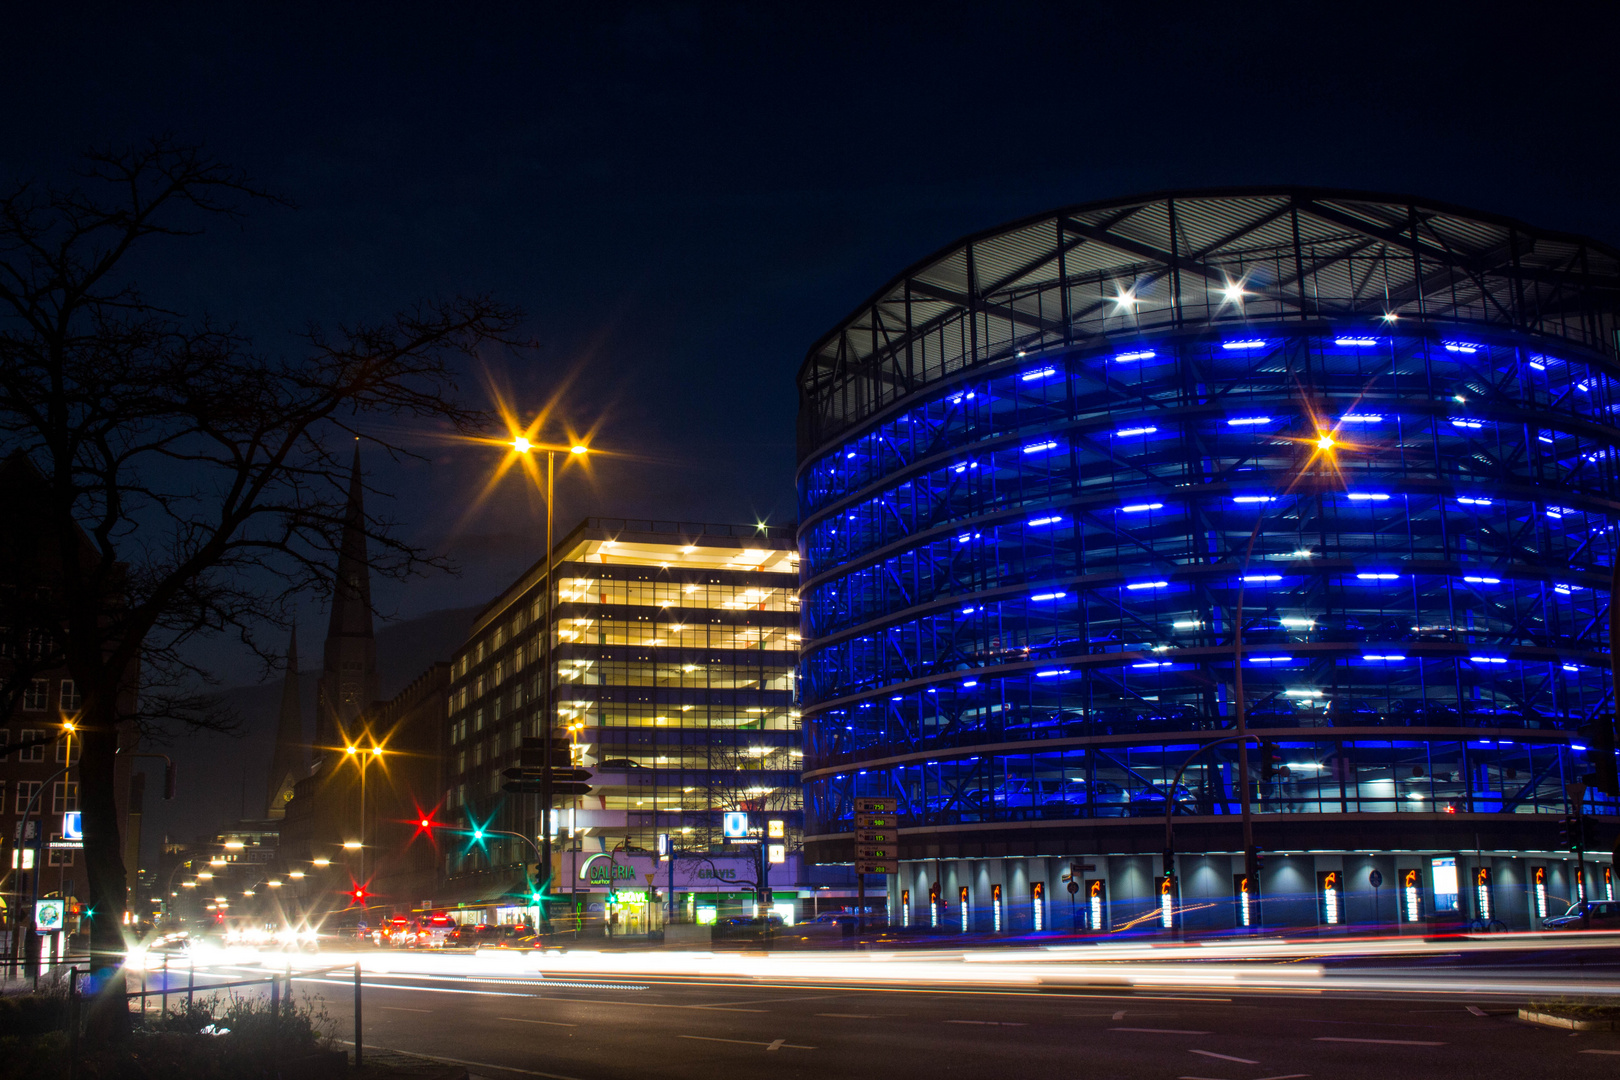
[1226,421,1345,916]
[508,436,591,927]
[341,741,386,908]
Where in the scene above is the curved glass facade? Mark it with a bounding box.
[800,325,1620,852]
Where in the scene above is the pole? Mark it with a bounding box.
[162,952,169,1017]
[1571,781,1589,904]
[539,450,555,931]
[856,872,865,936]
[353,962,362,1068]
[187,956,194,1007]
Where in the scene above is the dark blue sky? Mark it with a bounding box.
[8,2,1620,678]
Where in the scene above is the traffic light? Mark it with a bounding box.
[1581,715,1619,798]
[1246,845,1265,872]
[347,886,370,907]
[1259,742,1282,783]
[1557,815,1578,851]
[1162,848,1175,880]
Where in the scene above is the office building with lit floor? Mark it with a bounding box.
[438,518,805,931]
[795,189,1620,933]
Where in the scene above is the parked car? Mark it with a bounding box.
[1544,900,1620,930]
[711,915,786,942]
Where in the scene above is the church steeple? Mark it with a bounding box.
[315,444,380,757]
[264,628,305,818]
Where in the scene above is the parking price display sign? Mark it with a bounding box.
[853,798,898,875]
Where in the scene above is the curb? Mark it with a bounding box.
[1518,1009,1619,1032]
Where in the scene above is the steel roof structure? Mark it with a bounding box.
[796,188,1620,457]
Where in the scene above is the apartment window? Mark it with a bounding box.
[15,781,40,814]
[18,730,44,763]
[47,832,73,867]
[22,680,48,711]
[59,679,81,712]
[25,629,50,660]
[52,781,78,814]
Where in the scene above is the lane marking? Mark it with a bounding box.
[816,1013,878,1018]
[1176,1076,1230,1080]
[1191,1049,1260,1064]
[1466,1005,1487,1016]
[1112,1027,1211,1035]
[1255,1075,1311,1079]
[688,1006,770,1013]
[500,1017,577,1027]
[334,1042,584,1080]
[1580,1049,1620,1055]
[1313,1037,1445,1046]
[378,1006,432,1013]
[767,1039,786,1052]
[945,1020,1026,1026]
[297,978,530,998]
[678,1035,815,1050]
[1112,1010,1126,1020]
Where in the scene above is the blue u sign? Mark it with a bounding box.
[62,812,82,842]
[722,812,749,838]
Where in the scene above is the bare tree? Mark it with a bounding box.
[0,139,523,1035]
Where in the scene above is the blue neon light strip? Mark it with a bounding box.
[1021,367,1057,382]
[1222,340,1268,350]
[1023,440,1058,454]
[1228,416,1271,426]
[1114,350,1156,362]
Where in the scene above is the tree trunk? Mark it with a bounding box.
[77,700,130,1040]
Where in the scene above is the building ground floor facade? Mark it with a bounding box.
[882,846,1615,935]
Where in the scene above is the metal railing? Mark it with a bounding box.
[59,959,369,1076]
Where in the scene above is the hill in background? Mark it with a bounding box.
[135,605,481,862]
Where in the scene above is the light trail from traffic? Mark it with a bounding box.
[133,931,1620,1004]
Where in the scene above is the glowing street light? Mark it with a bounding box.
[288,870,305,879]
[1316,434,1337,452]
[342,840,363,850]
[312,858,331,868]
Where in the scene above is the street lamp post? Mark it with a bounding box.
[509,438,588,929]
[1228,429,1342,922]
[343,743,385,916]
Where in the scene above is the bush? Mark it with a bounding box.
[0,986,339,1080]
[1528,997,1620,1021]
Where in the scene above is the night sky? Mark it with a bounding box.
[7,4,1619,836]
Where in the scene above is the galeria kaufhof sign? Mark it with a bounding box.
[573,853,776,890]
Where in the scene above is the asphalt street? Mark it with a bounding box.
[274,963,1620,1080]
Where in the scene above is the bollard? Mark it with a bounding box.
[353,962,362,1068]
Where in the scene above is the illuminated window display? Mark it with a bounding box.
[796,190,1620,930]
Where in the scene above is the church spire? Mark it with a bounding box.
[264,628,305,818]
[315,444,380,756]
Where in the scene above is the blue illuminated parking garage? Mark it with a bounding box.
[795,189,1620,934]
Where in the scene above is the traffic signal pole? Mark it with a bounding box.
[539,450,555,930]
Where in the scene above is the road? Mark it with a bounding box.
[312,974,1620,1080]
[218,941,1619,1080]
[141,937,1620,1079]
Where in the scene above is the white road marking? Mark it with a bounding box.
[767,1039,786,1051]
[816,1013,878,1018]
[335,1042,585,1080]
[501,1017,577,1027]
[678,1035,815,1050]
[1580,1049,1620,1055]
[1112,1009,1126,1020]
[297,977,530,998]
[377,1006,431,1013]
[1313,1037,1445,1046]
[1254,1074,1311,1080]
[945,1020,1027,1026]
[688,1006,770,1013]
[1112,1027,1211,1035]
[1191,1048,1260,1064]
[1466,1005,1487,1016]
